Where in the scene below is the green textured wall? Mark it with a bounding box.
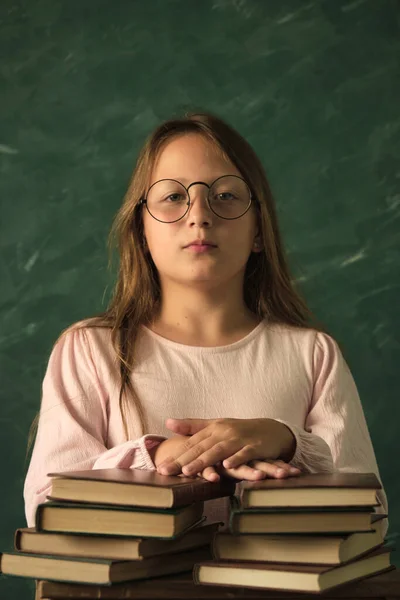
[1,1,399,597]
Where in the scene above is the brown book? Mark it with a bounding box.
[213,529,384,565]
[35,568,400,600]
[47,468,236,508]
[15,521,220,561]
[229,498,387,535]
[194,545,394,594]
[239,473,381,509]
[0,545,211,585]
[36,501,204,538]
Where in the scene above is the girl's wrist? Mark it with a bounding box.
[147,445,156,464]
[150,436,187,468]
[148,440,166,466]
[275,421,296,462]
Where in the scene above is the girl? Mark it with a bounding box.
[24,112,388,533]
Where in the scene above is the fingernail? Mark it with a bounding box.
[290,467,300,473]
[158,461,171,469]
[159,465,174,475]
[276,468,285,476]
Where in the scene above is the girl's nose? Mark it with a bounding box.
[187,197,213,226]
[186,183,213,220]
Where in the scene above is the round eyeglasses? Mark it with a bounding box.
[138,175,253,223]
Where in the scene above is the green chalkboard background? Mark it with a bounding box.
[1,0,399,597]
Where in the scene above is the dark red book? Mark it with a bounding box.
[194,545,394,594]
[47,467,236,508]
[238,472,381,509]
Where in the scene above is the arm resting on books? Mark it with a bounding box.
[23,327,166,528]
[274,332,388,535]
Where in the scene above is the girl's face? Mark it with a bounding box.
[142,133,260,290]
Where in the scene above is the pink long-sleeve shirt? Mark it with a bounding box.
[24,320,388,534]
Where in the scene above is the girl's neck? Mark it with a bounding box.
[148,309,262,348]
[148,279,262,347]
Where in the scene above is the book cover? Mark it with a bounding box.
[240,472,382,491]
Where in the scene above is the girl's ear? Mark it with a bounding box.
[253,237,263,252]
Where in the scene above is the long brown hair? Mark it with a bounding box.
[28,111,319,450]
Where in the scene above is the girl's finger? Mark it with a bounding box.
[199,466,220,482]
[157,433,215,475]
[165,418,212,436]
[222,464,267,481]
[271,459,301,475]
[221,445,257,469]
[249,459,300,478]
[176,439,240,477]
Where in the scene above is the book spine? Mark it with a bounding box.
[172,479,235,507]
[13,529,23,551]
[35,505,45,532]
[192,563,201,585]
[238,487,247,509]
[228,512,238,535]
[211,533,220,560]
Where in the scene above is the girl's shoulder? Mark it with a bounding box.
[264,321,341,358]
[54,318,115,362]
[265,320,317,342]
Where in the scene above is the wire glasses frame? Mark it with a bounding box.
[138,175,254,223]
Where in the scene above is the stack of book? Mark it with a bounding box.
[194,472,394,594]
[0,468,235,594]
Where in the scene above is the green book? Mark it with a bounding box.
[229,496,387,535]
[36,500,204,539]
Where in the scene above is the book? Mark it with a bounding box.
[34,568,400,600]
[193,545,394,594]
[229,499,386,535]
[0,545,211,585]
[238,472,381,509]
[47,468,236,508]
[36,501,204,538]
[213,529,384,565]
[15,521,220,561]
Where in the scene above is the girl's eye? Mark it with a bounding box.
[216,192,235,201]
[164,193,185,202]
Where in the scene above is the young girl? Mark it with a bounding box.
[24,112,388,534]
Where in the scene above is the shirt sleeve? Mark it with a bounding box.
[275,331,388,536]
[23,327,166,528]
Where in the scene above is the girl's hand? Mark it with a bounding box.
[152,435,226,481]
[152,436,300,482]
[157,418,297,477]
[151,434,190,468]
